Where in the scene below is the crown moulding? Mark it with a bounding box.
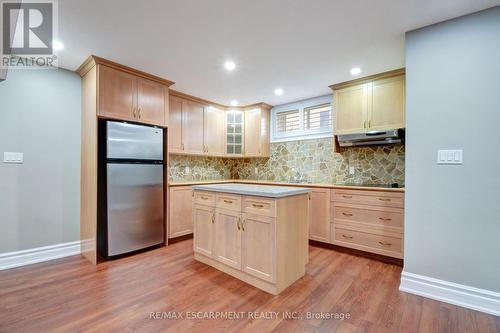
[76,55,273,109]
[76,55,175,87]
[329,68,405,91]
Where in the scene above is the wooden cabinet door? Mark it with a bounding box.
[204,107,225,156]
[334,83,368,134]
[369,75,405,131]
[244,108,261,157]
[168,96,184,153]
[169,186,193,238]
[193,205,214,257]
[137,78,165,126]
[214,209,242,269]
[183,101,205,154]
[308,189,331,242]
[98,65,136,121]
[241,213,275,283]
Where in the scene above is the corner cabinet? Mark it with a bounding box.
[168,93,271,158]
[332,70,405,135]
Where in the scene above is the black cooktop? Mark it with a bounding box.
[338,183,404,188]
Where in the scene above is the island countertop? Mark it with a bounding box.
[191,183,311,198]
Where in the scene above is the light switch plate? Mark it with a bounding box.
[349,166,355,175]
[3,152,23,164]
[437,149,463,165]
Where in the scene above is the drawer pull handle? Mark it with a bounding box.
[378,198,391,202]
[342,234,353,239]
[342,195,352,199]
[223,199,233,204]
[237,217,241,230]
[200,196,209,200]
[342,212,353,217]
[252,204,264,208]
[378,241,392,246]
[379,217,392,221]
[242,219,245,231]
[211,213,215,224]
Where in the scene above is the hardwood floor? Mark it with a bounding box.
[0,240,498,333]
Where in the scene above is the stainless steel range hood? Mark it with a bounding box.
[337,129,404,147]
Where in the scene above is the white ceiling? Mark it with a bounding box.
[59,0,500,106]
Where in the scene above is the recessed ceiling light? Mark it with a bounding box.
[274,88,284,96]
[350,67,361,76]
[52,40,64,51]
[224,60,236,71]
[230,100,239,106]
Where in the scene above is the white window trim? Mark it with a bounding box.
[271,94,333,143]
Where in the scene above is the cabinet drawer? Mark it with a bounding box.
[194,191,215,206]
[334,227,403,258]
[216,193,242,211]
[333,189,404,208]
[333,204,403,232]
[243,196,276,217]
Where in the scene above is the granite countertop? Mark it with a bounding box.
[192,183,311,198]
[170,179,405,192]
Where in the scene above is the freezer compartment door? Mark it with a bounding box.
[107,121,163,160]
[107,163,164,256]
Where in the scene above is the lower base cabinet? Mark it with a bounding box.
[330,188,404,259]
[169,186,194,238]
[193,190,308,295]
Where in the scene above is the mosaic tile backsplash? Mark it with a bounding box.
[169,138,405,185]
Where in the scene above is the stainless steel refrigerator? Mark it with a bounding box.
[98,121,164,258]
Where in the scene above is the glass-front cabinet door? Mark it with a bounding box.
[226,111,244,156]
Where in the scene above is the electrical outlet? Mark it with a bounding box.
[185,166,190,174]
[3,152,23,164]
[254,167,258,174]
[349,166,355,175]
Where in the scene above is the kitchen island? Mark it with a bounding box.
[191,183,311,295]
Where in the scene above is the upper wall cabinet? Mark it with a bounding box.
[331,69,405,135]
[77,55,174,128]
[168,92,271,158]
[244,107,270,158]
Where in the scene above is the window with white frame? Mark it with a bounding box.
[271,95,333,142]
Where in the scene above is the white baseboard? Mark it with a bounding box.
[0,241,81,270]
[400,271,500,316]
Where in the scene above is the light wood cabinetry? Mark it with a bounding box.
[168,91,271,158]
[370,76,405,131]
[331,188,404,259]
[193,190,308,295]
[242,213,276,282]
[168,186,193,238]
[193,204,215,257]
[214,209,242,269]
[331,69,405,135]
[93,59,170,127]
[168,96,184,153]
[98,65,137,121]
[183,100,205,154]
[308,188,331,243]
[205,107,225,156]
[136,78,166,126]
[244,107,271,158]
[334,84,368,135]
[76,56,173,265]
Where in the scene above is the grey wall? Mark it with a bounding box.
[0,68,81,253]
[405,6,500,292]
